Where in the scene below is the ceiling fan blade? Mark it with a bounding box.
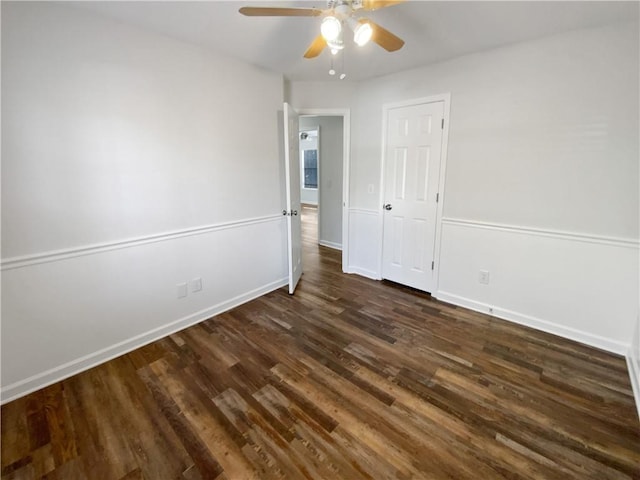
[369,20,405,52]
[304,35,327,59]
[361,0,406,11]
[239,7,323,17]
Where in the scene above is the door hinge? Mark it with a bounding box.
[436,193,439,203]
[441,118,444,129]
[431,261,435,270]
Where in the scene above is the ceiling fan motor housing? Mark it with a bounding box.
[329,0,365,9]
[337,4,356,19]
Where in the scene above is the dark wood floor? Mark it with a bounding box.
[2,205,639,479]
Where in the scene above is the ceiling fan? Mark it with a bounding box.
[239,0,406,59]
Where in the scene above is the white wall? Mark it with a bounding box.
[1,2,288,401]
[301,189,319,205]
[300,116,344,249]
[286,80,356,111]
[291,20,640,354]
[301,190,319,205]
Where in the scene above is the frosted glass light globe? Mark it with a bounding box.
[321,16,342,41]
[354,21,372,46]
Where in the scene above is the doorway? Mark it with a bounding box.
[299,127,320,263]
[297,110,349,272]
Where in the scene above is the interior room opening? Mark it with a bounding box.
[298,115,344,261]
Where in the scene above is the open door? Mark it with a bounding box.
[283,103,302,294]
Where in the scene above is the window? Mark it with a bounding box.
[300,128,319,192]
[303,149,318,189]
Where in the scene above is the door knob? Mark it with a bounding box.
[384,204,393,211]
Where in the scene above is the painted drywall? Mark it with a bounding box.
[2,2,285,258]
[300,116,344,249]
[350,21,639,236]
[290,20,640,353]
[301,189,319,205]
[437,221,638,353]
[286,80,357,110]
[1,2,287,401]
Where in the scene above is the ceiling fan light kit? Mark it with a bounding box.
[239,0,406,59]
[327,36,345,53]
[321,15,342,41]
[350,18,373,46]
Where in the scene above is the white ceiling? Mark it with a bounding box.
[69,1,637,82]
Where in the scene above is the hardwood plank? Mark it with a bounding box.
[1,397,31,472]
[102,357,194,479]
[41,384,77,467]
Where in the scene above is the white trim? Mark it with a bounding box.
[346,266,378,280]
[296,108,351,274]
[319,240,342,251]
[1,214,284,271]
[435,290,629,355]
[625,354,640,421]
[1,277,289,404]
[432,94,452,294]
[441,217,639,249]
[378,94,452,291]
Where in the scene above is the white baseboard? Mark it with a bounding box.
[347,266,379,280]
[319,240,342,251]
[1,277,288,404]
[435,290,629,355]
[626,354,640,421]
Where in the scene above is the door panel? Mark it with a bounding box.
[416,147,430,201]
[283,103,302,294]
[382,101,444,292]
[393,147,407,200]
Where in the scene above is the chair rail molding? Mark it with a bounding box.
[2,214,284,271]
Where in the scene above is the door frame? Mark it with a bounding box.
[377,94,451,293]
[297,108,351,273]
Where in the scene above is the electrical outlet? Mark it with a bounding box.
[191,277,203,293]
[479,270,490,285]
[176,283,188,299]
